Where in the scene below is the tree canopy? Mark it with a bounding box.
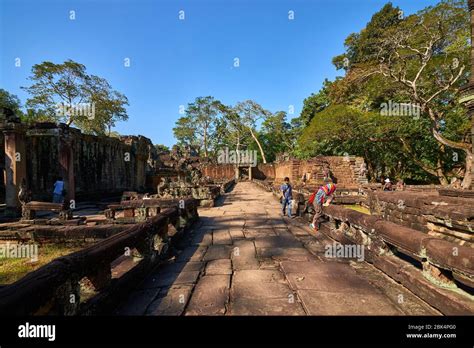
[22,60,129,135]
[297,0,472,186]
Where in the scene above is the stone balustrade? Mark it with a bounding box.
[322,205,474,315]
[0,200,199,315]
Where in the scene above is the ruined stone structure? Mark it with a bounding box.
[0,198,199,315]
[323,205,474,315]
[148,148,233,207]
[201,164,236,180]
[368,191,474,248]
[251,179,473,314]
[201,156,368,186]
[273,156,367,186]
[0,120,154,215]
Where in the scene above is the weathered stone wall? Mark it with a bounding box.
[274,156,367,186]
[20,123,152,201]
[323,205,474,315]
[202,164,235,180]
[253,163,275,180]
[201,156,367,185]
[368,191,474,248]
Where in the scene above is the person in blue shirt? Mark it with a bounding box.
[280,177,293,217]
[52,177,65,203]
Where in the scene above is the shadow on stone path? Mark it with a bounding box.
[115,181,440,316]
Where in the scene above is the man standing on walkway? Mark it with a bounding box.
[280,177,293,217]
[310,180,337,232]
[52,177,65,203]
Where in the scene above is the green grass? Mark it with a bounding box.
[345,205,371,215]
[0,243,85,285]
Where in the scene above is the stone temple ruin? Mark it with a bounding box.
[149,146,230,207]
[0,114,472,317]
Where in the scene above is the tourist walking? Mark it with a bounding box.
[309,180,337,232]
[280,177,293,217]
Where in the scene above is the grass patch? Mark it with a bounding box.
[0,243,85,285]
[345,205,371,215]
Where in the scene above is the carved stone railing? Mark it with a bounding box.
[368,191,474,247]
[252,179,367,215]
[0,199,199,315]
[21,201,73,221]
[252,179,474,314]
[0,224,131,242]
[105,197,198,225]
[322,205,474,315]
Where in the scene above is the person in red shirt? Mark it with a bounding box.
[309,181,337,232]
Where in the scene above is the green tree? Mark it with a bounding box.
[0,89,23,117]
[22,60,129,135]
[298,104,440,183]
[331,0,471,187]
[213,105,251,156]
[292,79,333,132]
[173,96,223,157]
[154,144,170,153]
[234,100,270,163]
[261,111,293,162]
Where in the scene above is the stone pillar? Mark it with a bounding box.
[469,0,474,155]
[58,126,75,205]
[3,125,27,216]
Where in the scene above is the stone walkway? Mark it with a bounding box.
[115,182,439,316]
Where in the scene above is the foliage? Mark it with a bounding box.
[173,96,224,157]
[22,60,129,135]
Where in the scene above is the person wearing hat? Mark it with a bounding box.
[383,178,393,191]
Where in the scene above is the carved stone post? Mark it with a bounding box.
[58,125,75,206]
[3,123,27,217]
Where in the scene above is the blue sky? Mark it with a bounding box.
[1,0,439,146]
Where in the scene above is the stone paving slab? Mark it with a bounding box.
[120,181,439,316]
[203,245,232,261]
[228,297,306,315]
[115,288,161,315]
[185,275,230,315]
[257,247,312,261]
[212,229,232,245]
[231,240,260,270]
[287,225,311,237]
[139,270,200,289]
[229,228,245,240]
[280,260,346,274]
[285,270,380,294]
[175,246,208,262]
[156,261,204,274]
[206,259,233,275]
[190,230,213,246]
[297,290,403,315]
[231,270,293,300]
[254,235,303,249]
[146,285,193,316]
[243,228,277,239]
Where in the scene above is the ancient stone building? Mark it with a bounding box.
[202,156,368,186]
[0,120,154,215]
